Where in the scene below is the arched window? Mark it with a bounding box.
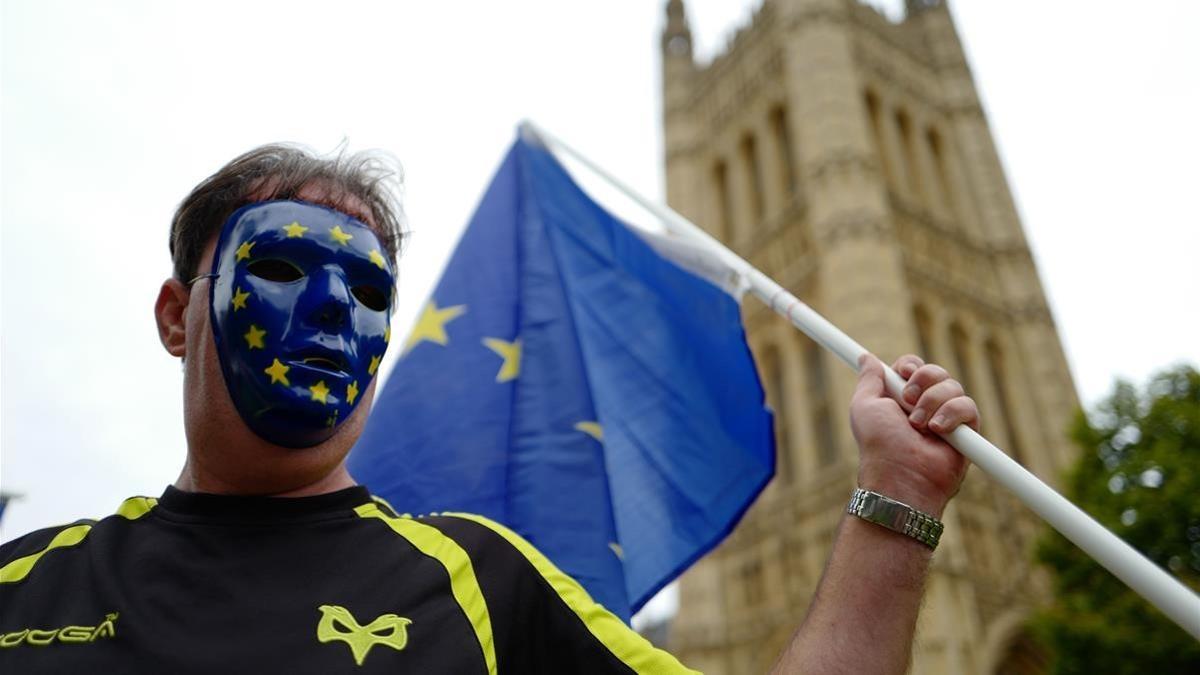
[912,304,933,361]
[760,345,792,484]
[739,133,764,226]
[712,159,732,242]
[926,126,957,219]
[769,105,797,201]
[740,557,765,608]
[949,322,976,398]
[805,340,837,467]
[986,339,1026,465]
[895,109,925,206]
[863,90,898,192]
[992,629,1049,674]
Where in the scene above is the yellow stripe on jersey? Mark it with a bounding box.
[0,525,93,584]
[116,496,159,520]
[442,512,699,675]
[369,494,404,517]
[353,503,497,675]
[0,496,158,584]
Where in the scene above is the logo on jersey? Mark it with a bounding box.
[316,604,412,666]
[0,612,118,649]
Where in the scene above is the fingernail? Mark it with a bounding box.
[931,415,946,430]
[909,409,926,426]
[903,384,919,403]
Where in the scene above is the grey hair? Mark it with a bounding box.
[169,143,406,282]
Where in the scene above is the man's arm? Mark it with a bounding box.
[771,354,976,674]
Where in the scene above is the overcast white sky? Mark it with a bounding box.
[2,0,1198,623]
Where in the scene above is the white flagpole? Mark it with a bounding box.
[521,120,1200,639]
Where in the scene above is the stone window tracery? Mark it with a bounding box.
[740,132,765,227]
[712,158,732,243]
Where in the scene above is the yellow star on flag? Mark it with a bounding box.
[368,249,387,270]
[264,358,290,386]
[368,355,381,376]
[402,300,467,354]
[346,380,359,405]
[482,337,522,383]
[235,240,255,262]
[243,324,267,350]
[309,380,330,404]
[384,325,391,343]
[232,287,251,311]
[574,421,603,442]
[283,221,308,238]
[329,225,353,246]
[608,542,624,560]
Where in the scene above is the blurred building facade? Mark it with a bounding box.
[660,0,1078,672]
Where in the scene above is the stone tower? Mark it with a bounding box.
[660,1,1078,672]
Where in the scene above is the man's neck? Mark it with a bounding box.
[173,461,357,497]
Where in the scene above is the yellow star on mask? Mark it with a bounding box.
[402,300,467,354]
[368,355,381,376]
[482,337,522,383]
[369,249,387,270]
[283,221,308,238]
[264,358,290,386]
[346,380,359,405]
[574,421,603,442]
[232,287,251,311]
[243,324,267,349]
[310,380,330,404]
[329,225,353,246]
[235,240,255,262]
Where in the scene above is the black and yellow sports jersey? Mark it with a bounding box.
[0,486,696,674]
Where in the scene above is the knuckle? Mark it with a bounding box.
[944,378,965,396]
[947,397,976,418]
[913,363,948,386]
[918,379,957,407]
[892,354,923,375]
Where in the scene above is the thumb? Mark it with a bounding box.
[853,353,886,402]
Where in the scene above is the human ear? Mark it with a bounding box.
[155,278,191,358]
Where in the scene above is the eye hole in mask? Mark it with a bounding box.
[351,285,389,312]
[247,258,305,283]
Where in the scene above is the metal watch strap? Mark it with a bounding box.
[846,488,944,549]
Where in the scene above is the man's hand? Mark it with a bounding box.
[850,353,976,517]
[771,354,980,674]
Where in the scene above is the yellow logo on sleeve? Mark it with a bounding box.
[316,605,412,666]
[0,612,118,648]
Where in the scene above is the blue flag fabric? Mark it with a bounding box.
[349,133,775,621]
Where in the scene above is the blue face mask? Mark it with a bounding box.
[207,200,394,448]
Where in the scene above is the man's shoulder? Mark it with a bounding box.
[353,499,523,562]
[0,520,95,566]
[352,502,559,605]
[0,495,159,581]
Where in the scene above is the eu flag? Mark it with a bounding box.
[349,131,774,621]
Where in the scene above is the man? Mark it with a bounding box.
[0,145,978,674]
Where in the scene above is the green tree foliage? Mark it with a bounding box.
[1032,365,1200,674]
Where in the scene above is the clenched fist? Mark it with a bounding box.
[849,354,977,517]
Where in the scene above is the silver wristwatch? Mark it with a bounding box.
[846,488,943,549]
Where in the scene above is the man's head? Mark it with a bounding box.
[155,144,405,494]
[169,144,404,284]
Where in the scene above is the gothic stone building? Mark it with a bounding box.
[660,1,1078,672]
